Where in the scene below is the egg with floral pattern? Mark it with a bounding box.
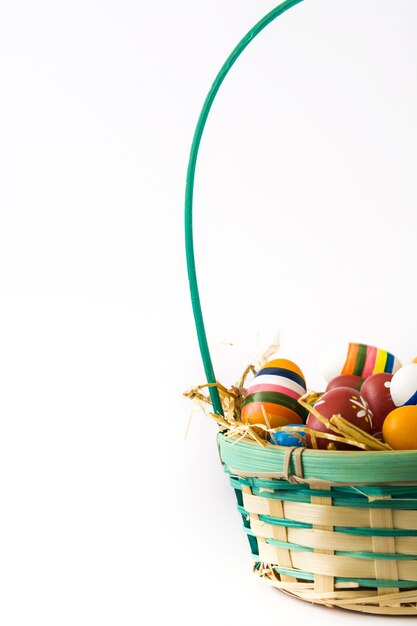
[360,373,395,431]
[306,387,373,450]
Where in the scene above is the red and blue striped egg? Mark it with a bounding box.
[390,363,417,407]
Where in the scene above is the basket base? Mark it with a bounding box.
[255,564,417,616]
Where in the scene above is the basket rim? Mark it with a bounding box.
[219,430,417,457]
[218,432,417,484]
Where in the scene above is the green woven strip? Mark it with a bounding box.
[266,565,417,588]
[219,433,417,483]
[236,504,248,516]
[337,578,417,589]
[231,476,417,509]
[269,565,312,581]
[233,476,417,498]
[264,537,313,552]
[259,513,312,529]
[336,578,417,589]
[336,526,417,537]
[239,505,417,537]
[249,487,417,509]
[334,550,417,560]
[244,533,417,560]
[230,476,300,491]
[241,528,308,549]
[237,506,313,529]
[336,485,417,497]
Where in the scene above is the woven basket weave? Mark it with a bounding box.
[185,0,417,615]
[219,435,417,614]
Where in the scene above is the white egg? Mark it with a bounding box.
[390,363,417,407]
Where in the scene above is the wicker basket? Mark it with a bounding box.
[219,435,417,614]
[184,0,417,615]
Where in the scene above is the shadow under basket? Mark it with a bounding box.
[184,0,417,616]
[219,434,417,615]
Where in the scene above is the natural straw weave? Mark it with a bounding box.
[184,0,417,615]
[220,435,417,614]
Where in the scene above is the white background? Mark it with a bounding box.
[0,0,417,624]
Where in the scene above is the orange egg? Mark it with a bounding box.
[241,402,303,429]
[382,406,417,450]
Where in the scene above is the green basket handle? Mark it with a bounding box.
[185,0,304,416]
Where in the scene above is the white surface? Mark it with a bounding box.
[0,0,417,624]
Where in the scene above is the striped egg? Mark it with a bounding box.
[241,358,308,429]
[319,342,401,382]
[390,363,417,407]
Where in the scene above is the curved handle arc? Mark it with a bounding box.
[185,0,304,415]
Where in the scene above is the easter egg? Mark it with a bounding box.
[382,406,417,449]
[241,403,302,430]
[319,342,401,382]
[390,363,417,407]
[326,375,364,392]
[306,387,373,450]
[271,424,305,447]
[241,358,308,430]
[360,373,395,432]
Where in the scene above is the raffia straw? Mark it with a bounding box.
[213,412,268,447]
[298,392,393,452]
[271,425,307,445]
[330,415,392,451]
[184,334,281,434]
[184,379,270,446]
[184,381,242,419]
[185,372,394,452]
[257,332,281,369]
[236,363,256,390]
[260,404,272,431]
[183,383,217,407]
[302,426,369,450]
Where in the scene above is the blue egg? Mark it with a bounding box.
[271,424,305,447]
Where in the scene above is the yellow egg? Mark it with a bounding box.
[382,406,417,450]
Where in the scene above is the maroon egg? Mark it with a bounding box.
[326,375,364,392]
[306,386,373,450]
[360,373,395,432]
